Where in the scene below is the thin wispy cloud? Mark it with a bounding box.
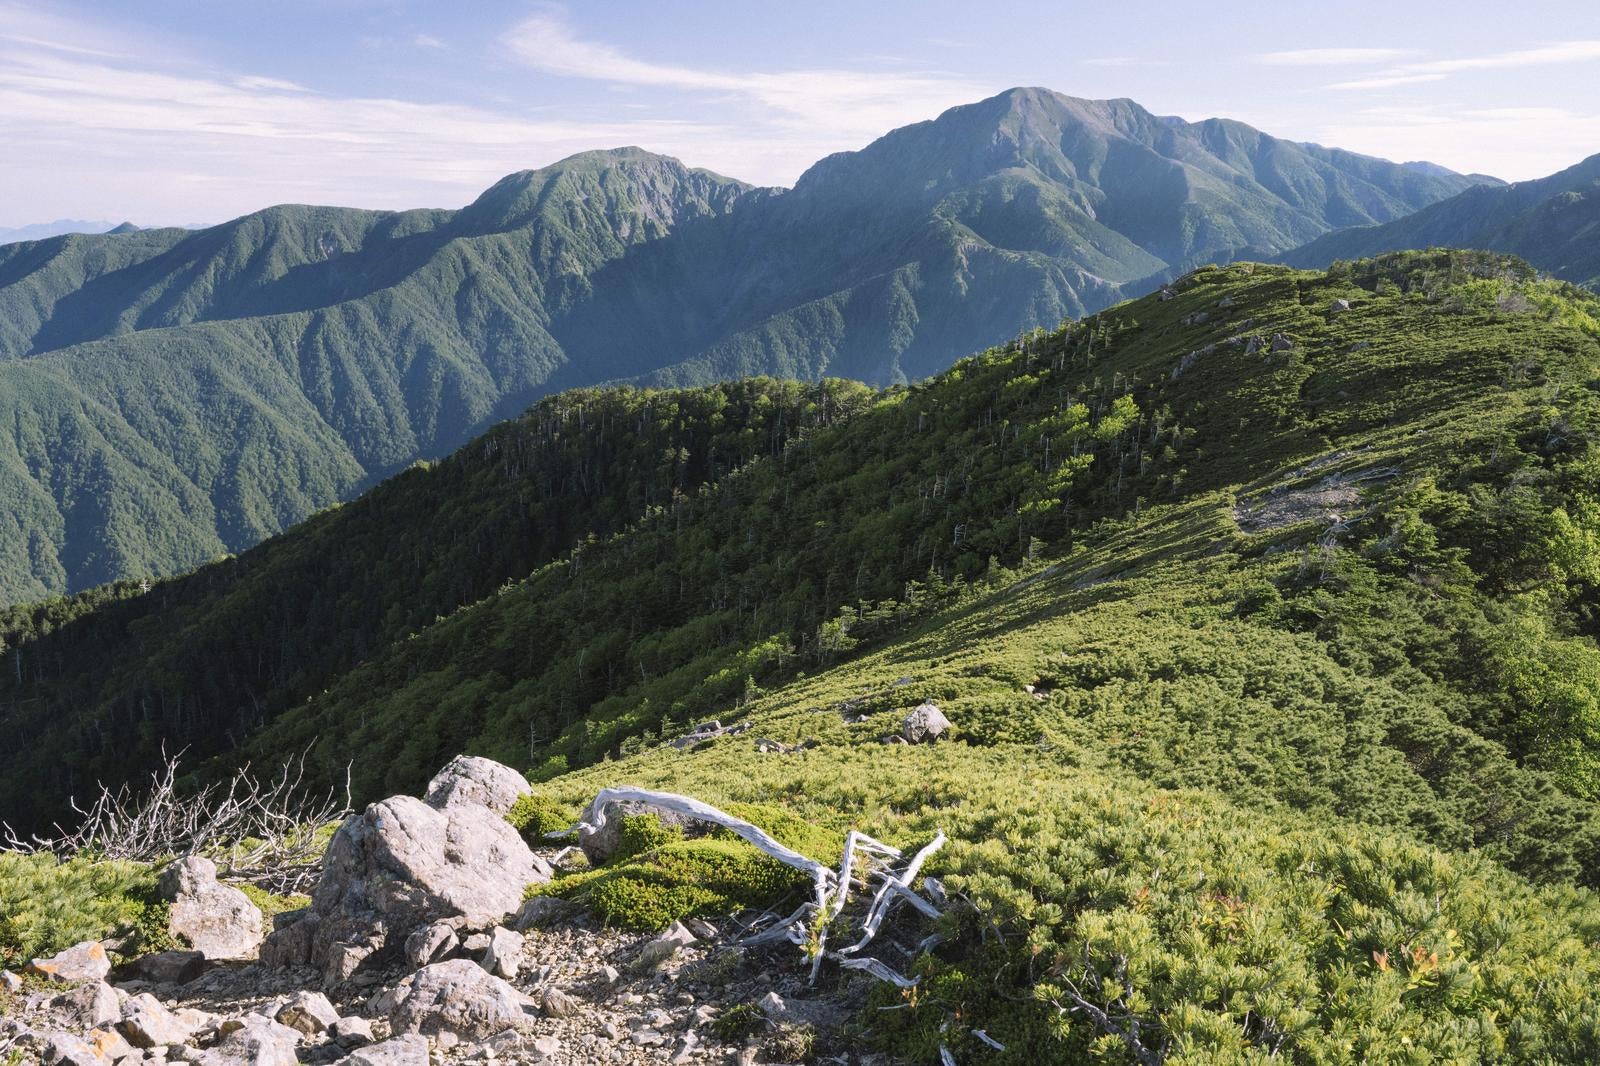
[501,7,986,141]
[413,34,447,50]
[1328,73,1447,91]
[1326,39,1600,90]
[1257,48,1417,66]
[1083,56,1168,68]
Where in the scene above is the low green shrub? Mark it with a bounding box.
[505,793,576,845]
[0,853,158,966]
[539,835,805,931]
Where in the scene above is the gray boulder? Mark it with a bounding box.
[387,959,536,1043]
[262,790,550,984]
[345,1035,429,1066]
[423,755,532,815]
[901,702,950,744]
[159,856,264,960]
[330,1015,375,1049]
[27,940,111,983]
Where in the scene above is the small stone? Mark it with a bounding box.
[1,970,22,993]
[631,1027,666,1047]
[28,940,111,983]
[529,1034,561,1060]
[601,1021,622,1041]
[510,896,573,931]
[480,926,523,979]
[274,989,339,1035]
[404,920,458,969]
[344,1034,430,1066]
[684,918,717,940]
[44,1031,103,1066]
[1270,332,1294,352]
[461,932,491,953]
[330,1015,375,1049]
[758,991,787,1019]
[541,986,579,1018]
[599,965,620,985]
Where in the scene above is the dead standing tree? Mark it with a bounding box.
[2,747,351,894]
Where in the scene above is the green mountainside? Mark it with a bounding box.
[5,251,1600,1058]
[1283,152,1600,288]
[0,88,1485,602]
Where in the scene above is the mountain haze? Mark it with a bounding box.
[0,88,1487,601]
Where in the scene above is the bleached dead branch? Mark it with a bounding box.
[576,786,946,986]
[2,747,351,893]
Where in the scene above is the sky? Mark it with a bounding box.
[2,0,1599,228]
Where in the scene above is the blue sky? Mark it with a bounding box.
[2,0,1598,226]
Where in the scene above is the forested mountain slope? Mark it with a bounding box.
[0,89,1486,602]
[5,250,1600,1061]
[1283,151,1600,288]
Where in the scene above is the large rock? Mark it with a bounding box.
[274,990,339,1035]
[422,755,532,815]
[578,800,701,865]
[344,1035,429,1066]
[262,788,551,984]
[203,1014,300,1066]
[27,941,111,983]
[114,949,207,986]
[159,856,264,960]
[480,926,523,979]
[117,992,196,1048]
[50,980,120,1028]
[387,959,536,1043]
[901,702,950,744]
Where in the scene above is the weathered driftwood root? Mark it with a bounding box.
[575,786,946,986]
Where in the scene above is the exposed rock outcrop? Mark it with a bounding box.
[261,759,551,984]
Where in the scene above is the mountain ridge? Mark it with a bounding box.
[1282,151,1600,287]
[0,87,1491,601]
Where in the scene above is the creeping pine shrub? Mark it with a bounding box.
[712,1003,769,1042]
[505,793,576,845]
[0,853,158,966]
[537,817,806,932]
